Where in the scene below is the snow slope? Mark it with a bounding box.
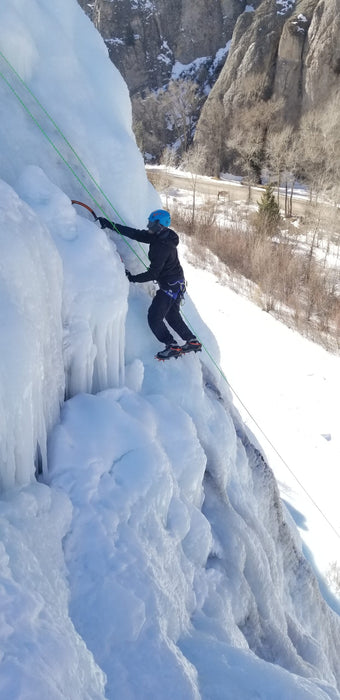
[0,1,339,698]
[179,253,340,584]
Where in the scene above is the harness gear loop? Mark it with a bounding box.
[161,280,186,301]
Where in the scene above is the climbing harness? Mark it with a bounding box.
[161,280,186,301]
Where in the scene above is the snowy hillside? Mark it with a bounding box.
[0,1,339,698]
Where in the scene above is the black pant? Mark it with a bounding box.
[148,290,193,345]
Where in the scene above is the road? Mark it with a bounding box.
[146,167,311,218]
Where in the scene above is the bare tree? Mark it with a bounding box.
[132,79,201,161]
[326,562,340,596]
[158,147,177,208]
[285,144,300,219]
[181,143,209,228]
[194,94,226,176]
[227,97,278,201]
[295,112,328,204]
[132,89,167,160]
[266,125,299,216]
[163,79,201,154]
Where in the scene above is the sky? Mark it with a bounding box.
[0,1,339,699]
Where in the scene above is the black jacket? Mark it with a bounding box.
[110,222,185,288]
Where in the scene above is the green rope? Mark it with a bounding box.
[0,50,149,264]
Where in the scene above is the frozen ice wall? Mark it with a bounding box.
[0,179,64,489]
[0,0,160,227]
[16,166,129,396]
[0,162,133,488]
[0,0,160,487]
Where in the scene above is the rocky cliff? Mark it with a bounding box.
[195,0,340,174]
[78,0,262,95]
[78,0,340,174]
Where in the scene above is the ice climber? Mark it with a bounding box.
[98,209,202,360]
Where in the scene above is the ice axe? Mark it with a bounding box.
[71,199,125,263]
[71,200,98,220]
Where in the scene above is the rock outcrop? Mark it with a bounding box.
[78,0,261,94]
[78,0,340,172]
[195,0,340,173]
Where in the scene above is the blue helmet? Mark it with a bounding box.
[148,209,171,228]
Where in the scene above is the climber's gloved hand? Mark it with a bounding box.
[125,269,134,282]
[97,217,114,230]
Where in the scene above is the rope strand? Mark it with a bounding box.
[0,50,149,264]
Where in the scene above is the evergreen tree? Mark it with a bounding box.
[257,184,281,232]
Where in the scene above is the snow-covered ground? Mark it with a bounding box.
[0,1,339,699]
[180,249,340,591]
